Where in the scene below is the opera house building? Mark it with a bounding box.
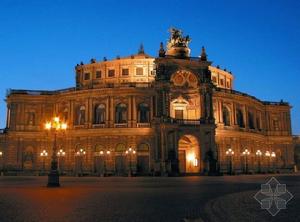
[0,29,294,176]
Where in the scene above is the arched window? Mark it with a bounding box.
[63,108,68,121]
[115,143,126,152]
[236,108,245,128]
[115,103,127,123]
[138,103,150,123]
[95,144,104,153]
[248,112,255,129]
[137,143,150,152]
[94,104,105,124]
[256,117,261,130]
[76,105,85,125]
[27,112,35,126]
[222,106,231,126]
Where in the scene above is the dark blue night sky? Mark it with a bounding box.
[0,0,299,134]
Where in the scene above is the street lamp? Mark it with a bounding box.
[0,151,3,176]
[99,150,111,176]
[256,150,262,173]
[57,149,66,174]
[271,151,276,172]
[44,116,67,187]
[75,148,86,176]
[265,151,272,172]
[242,148,250,174]
[225,148,234,175]
[40,150,48,174]
[125,147,136,176]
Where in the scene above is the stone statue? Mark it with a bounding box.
[167,28,191,48]
[166,28,191,58]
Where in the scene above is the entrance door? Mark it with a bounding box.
[137,155,149,175]
[178,150,186,173]
[178,135,200,173]
[115,155,126,176]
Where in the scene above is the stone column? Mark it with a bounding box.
[105,97,109,127]
[132,96,137,126]
[128,96,132,127]
[70,100,74,129]
[109,96,114,127]
[244,105,248,129]
[219,100,223,123]
[88,97,93,128]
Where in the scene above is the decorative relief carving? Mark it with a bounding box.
[171,70,198,88]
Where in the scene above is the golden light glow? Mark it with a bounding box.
[194,158,198,167]
[187,153,195,162]
[44,117,67,131]
[45,122,51,130]
[265,151,271,157]
[242,149,250,155]
[99,150,104,155]
[40,150,48,157]
[106,150,111,155]
[226,148,234,155]
[271,152,276,158]
[57,149,66,156]
[0,151,3,156]
[61,123,67,130]
[256,150,262,156]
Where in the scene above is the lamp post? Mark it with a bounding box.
[57,149,66,174]
[125,147,136,176]
[75,149,86,176]
[0,151,3,176]
[99,150,111,176]
[265,151,271,172]
[225,148,234,175]
[44,117,67,187]
[242,148,250,174]
[40,150,48,174]
[271,151,276,172]
[256,150,262,173]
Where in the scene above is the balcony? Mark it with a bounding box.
[114,123,128,128]
[137,123,151,128]
[167,118,201,126]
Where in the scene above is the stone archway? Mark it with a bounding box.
[178,135,200,173]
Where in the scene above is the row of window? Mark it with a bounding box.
[212,76,231,88]
[72,103,150,125]
[83,67,149,80]
[222,106,261,130]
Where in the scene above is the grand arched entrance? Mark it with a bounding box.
[178,135,200,173]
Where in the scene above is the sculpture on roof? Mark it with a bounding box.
[167,28,191,49]
[166,28,191,58]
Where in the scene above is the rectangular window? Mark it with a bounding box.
[175,110,183,119]
[122,68,129,76]
[84,73,90,80]
[212,76,217,83]
[96,71,101,78]
[273,119,279,130]
[108,69,115,77]
[136,67,143,75]
[220,79,224,86]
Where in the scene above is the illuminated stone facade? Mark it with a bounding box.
[0,29,294,175]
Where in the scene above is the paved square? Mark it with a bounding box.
[0,174,299,222]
